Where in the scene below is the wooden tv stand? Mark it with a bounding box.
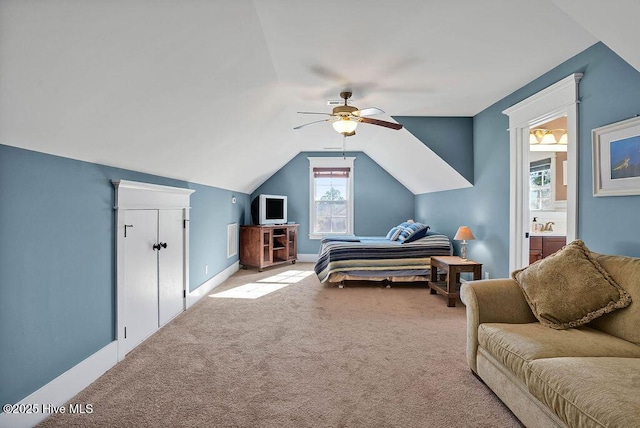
[240,224,299,271]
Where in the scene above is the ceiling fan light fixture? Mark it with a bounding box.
[332,117,358,135]
[294,91,401,133]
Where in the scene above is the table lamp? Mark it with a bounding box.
[454,226,475,260]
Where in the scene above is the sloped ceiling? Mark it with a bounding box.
[1,1,634,195]
[551,0,640,73]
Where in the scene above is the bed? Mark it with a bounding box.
[314,225,452,286]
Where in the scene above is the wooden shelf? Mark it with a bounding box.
[240,224,299,271]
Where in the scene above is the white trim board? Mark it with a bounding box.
[0,341,118,428]
[0,262,239,427]
[297,254,318,263]
[0,262,240,427]
[308,157,355,240]
[187,262,239,307]
[112,180,194,210]
[503,73,581,272]
[113,179,194,361]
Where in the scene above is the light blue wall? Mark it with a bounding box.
[577,44,640,257]
[0,144,249,407]
[415,42,640,278]
[396,116,474,183]
[4,40,640,409]
[188,183,249,289]
[251,152,415,254]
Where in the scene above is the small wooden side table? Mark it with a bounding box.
[429,256,482,307]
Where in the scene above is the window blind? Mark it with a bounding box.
[313,167,350,178]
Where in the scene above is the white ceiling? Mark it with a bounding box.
[1,1,636,194]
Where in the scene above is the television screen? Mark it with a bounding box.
[251,194,287,225]
[265,198,284,220]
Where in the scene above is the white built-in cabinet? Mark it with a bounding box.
[113,180,194,360]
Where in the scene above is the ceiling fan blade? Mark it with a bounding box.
[293,118,332,130]
[353,107,384,117]
[358,117,403,130]
[297,111,333,116]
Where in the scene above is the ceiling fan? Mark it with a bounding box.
[294,91,403,137]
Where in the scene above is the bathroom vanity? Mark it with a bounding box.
[529,234,566,264]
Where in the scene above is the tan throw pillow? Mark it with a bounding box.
[512,240,631,330]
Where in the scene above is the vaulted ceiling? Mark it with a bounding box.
[1,1,638,194]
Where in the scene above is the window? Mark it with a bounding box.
[530,159,552,210]
[308,157,355,239]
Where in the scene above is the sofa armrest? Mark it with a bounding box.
[460,279,537,373]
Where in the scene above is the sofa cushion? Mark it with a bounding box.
[512,240,631,330]
[589,252,640,346]
[478,322,640,383]
[526,357,640,428]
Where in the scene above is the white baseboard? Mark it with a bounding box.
[0,264,241,428]
[297,253,318,263]
[0,341,118,428]
[187,261,239,308]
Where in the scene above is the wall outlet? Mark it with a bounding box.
[205,264,209,275]
[484,271,490,280]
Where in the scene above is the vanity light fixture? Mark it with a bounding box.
[529,128,567,145]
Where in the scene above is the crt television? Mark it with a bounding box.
[251,194,287,225]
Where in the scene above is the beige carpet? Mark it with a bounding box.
[39,263,521,427]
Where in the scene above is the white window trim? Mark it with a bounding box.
[308,156,355,240]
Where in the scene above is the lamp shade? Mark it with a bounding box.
[332,117,358,134]
[454,226,475,241]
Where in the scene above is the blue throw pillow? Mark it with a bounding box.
[396,221,412,229]
[402,225,430,243]
[397,222,422,242]
[386,226,402,241]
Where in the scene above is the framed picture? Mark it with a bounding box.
[592,116,640,197]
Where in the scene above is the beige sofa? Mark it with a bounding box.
[460,250,640,428]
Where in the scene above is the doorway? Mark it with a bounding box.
[528,117,568,264]
[503,74,582,272]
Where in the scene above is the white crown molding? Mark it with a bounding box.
[112,180,195,210]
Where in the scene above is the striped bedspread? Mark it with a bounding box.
[314,233,452,283]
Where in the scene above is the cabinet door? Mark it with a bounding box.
[288,227,297,260]
[158,209,185,326]
[123,210,159,355]
[262,228,273,267]
[529,236,543,265]
[543,237,566,258]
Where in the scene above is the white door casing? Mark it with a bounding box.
[503,73,582,272]
[113,180,194,361]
